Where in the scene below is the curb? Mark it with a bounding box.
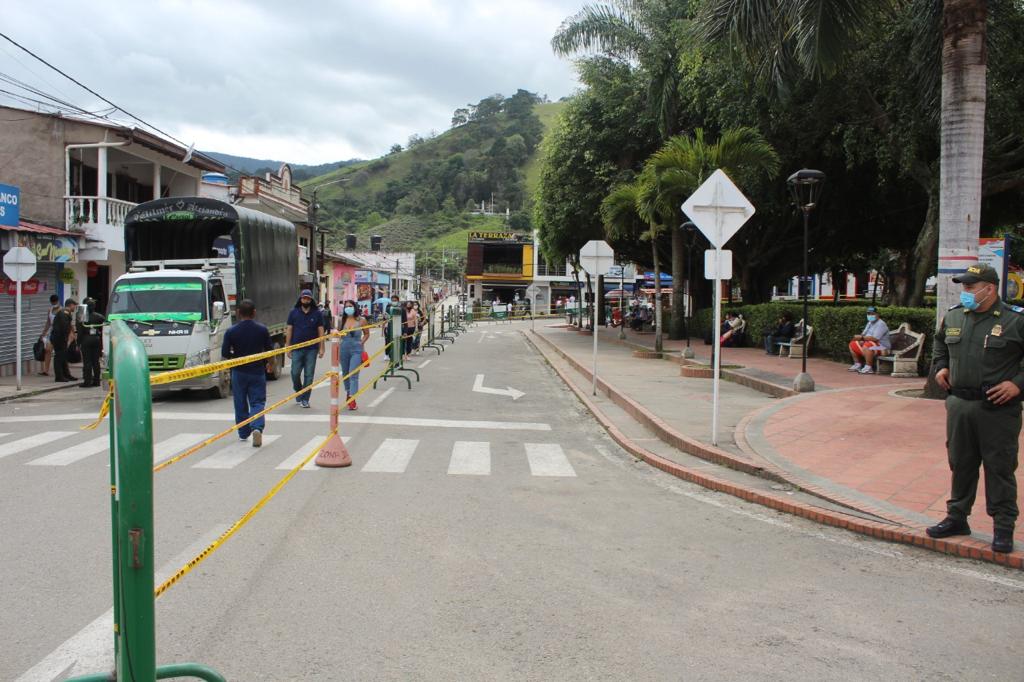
[0,381,79,404]
[525,330,1023,570]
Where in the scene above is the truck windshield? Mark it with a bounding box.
[108,279,206,322]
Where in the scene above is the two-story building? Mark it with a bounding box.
[0,105,225,375]
[464,230,534,304]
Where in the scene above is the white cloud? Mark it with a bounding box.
[2,0,582,164]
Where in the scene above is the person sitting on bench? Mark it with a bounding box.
[849,306,891,374]
[764,312,795,354]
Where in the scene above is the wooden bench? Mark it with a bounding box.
[875,323,924,377]
[776,320,813,358]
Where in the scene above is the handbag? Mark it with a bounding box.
[33,337,45,362]
[361,350,370,364]
[66,340,82,364]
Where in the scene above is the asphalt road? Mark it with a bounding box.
[2,319,1023,681]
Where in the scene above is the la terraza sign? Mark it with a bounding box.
[0,183,20,227]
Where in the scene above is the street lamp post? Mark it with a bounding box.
[681,221,697,359]
[309,177,349,301]
[786,169,826,393]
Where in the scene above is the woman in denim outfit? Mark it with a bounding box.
[338,299,370,410]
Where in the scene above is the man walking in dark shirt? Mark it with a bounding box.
[286,288,325,409]
[221,299,273,447]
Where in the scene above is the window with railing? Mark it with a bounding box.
[536,263,568,277]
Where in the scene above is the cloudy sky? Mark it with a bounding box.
[2,0,584,164]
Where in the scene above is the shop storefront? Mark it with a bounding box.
[0,221,80,375]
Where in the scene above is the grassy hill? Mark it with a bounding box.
[302,93,566,259]
[203,152,360,182]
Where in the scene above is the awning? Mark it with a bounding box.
[0,220,75,236]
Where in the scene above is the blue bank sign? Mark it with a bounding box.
[0,184,20,227]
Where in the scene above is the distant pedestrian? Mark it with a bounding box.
[929,263,1021,554]
[221,299,272,448]
[50,298,78,383]
[38,294,61,376]
[403,301,418,359]
[338,299,370,410]
[320,298,334,332]
[286,288,325,409]
[77,297,105,387]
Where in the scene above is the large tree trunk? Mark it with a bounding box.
[906,180,940,307]
[670,228,686,339]
[652,225,663,353]
[936,0,987,322]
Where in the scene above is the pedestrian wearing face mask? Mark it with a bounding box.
[337,299,370,410]
[286,288,325,409]
[929,263,1023,554]
[847,306,891,374]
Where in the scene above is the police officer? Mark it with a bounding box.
[929,263,1021,553]
[77,297,105,388]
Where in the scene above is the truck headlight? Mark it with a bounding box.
[184,349,211,368]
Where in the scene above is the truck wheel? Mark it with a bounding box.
[207,371,231,399]
[266,341,283,381]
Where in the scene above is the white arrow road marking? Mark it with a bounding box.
[472,374,525,400]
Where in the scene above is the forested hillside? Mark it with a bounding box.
[301,90,564,254]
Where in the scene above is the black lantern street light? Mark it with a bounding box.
[786,169,826,393]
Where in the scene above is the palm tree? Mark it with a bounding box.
[697,0,988,324]
[601,171,669,353]
[551,1,691,140]
[649,128,780,339]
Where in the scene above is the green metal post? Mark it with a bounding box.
[111,320,156,681]
[71,320,224,682]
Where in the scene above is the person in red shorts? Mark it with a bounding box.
[848,306,891,374]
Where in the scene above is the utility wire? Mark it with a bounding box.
[0,31,189,148]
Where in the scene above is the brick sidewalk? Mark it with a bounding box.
[546,322,1023,551]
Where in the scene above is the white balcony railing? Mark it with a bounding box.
[65,196,138,231]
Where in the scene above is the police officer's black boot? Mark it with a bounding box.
[992,528,1015,553]
[925,517,972,538]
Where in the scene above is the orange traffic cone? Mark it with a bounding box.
[315,432,352,468]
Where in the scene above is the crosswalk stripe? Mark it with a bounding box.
[0,431,77,460]
[448,441,490,475]
[153,433,211,465]
[27,436,109,466]
[276,436,351,471]
[525,443,576,477]
[192,435,281,469]
[367,387,394,408]
[361,438,418,473]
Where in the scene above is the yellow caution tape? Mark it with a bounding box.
[154,428,336,599]
[81,383,114,431]
[150,320,383,387]
[153,335,429,599]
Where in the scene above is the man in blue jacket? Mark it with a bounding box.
[221,299,273,448]
[286,288,325,408]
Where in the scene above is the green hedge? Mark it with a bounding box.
[691,302,938,373]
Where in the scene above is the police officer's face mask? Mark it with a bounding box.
[960,285,992,311]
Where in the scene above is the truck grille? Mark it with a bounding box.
[148,355,185,372]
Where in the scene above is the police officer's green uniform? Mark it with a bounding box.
[932,266,1022,544]
[76,298,106,388]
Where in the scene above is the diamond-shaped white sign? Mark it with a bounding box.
[681,169,755,248]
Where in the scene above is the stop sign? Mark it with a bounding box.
[3,246,36,282]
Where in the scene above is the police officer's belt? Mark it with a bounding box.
[950,387,1022,404]
[950,388,987,400]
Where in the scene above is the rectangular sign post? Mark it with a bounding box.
[579,240,615,396]
[683,170,755,446]
[4,246,37,391]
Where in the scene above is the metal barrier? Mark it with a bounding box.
[69,320,225,682]
[420,306,444,355]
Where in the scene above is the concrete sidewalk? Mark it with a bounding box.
[0,361,97,402]
[530,322,1023,567]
